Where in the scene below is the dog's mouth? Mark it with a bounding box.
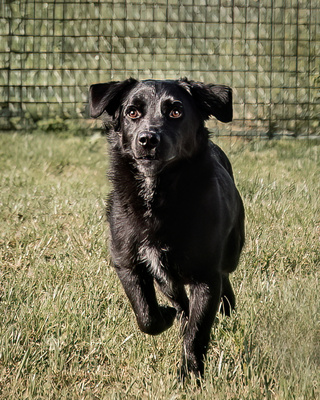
[136,155,158,161]
[134,152,177,167]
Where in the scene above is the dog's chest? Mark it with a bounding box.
[138,241,171,281]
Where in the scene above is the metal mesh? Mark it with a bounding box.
[1,0,319,136]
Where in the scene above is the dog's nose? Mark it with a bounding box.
[138,132,160,149]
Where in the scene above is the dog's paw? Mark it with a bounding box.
[178,361,202,386]
[159,306,177,330]
[137,306,176,335]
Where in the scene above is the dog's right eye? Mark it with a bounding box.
[127,108,141,120]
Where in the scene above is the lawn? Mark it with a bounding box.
[0,132,319,399]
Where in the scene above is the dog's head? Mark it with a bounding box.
[89,78,232,176]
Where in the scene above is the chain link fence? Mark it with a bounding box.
[1,0,319,136]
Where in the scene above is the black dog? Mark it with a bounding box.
[89,78,245,378]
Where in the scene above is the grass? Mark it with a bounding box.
[0,132,319,399]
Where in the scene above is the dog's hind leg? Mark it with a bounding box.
[115,264,176,335]
[155,278,190,332]
[220,273,235,316]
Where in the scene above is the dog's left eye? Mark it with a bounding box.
[169,108,182,119]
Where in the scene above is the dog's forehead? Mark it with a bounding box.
[127,80,190,102]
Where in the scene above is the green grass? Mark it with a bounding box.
[0,132,319,399]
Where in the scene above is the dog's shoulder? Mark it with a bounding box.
[208,141,234,181]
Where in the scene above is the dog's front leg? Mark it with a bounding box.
[180,275,222,378]
[115,264,176,335]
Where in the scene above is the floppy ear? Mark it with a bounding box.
[181,80,233,123]
[89,78,138,118]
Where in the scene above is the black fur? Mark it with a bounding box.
[89,78,245,379]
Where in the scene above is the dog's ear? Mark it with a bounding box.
[181,79,232,123]
[89,78,138,118]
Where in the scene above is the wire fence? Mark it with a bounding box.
[1,0,319,137]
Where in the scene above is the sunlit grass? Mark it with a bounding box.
[0,133,319,399]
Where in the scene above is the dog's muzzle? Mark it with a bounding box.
[138,131,160,151]
[133,130,176,175]
[134,131,161,161]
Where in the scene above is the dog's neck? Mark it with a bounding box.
[111,143,210,218]
[138,174,157,207]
